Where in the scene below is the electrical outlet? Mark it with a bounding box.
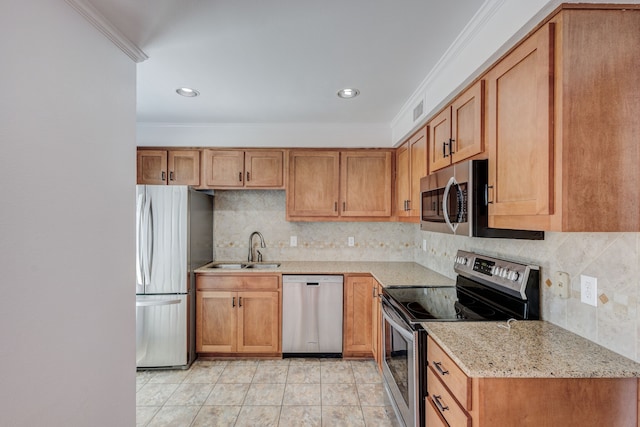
[580,275,598,306]
[290,236,297,247]
[553,271,570,299]
[422,239,427,252]
[348,236,355,247]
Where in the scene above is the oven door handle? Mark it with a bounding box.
[381,302,415,341]
[442,176,459,234]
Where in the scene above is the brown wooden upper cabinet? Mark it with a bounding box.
[201,149,284,189]
[485,6,640,232]
[396,126,427,220]
[136,149,200,185]
[287,150,392,220]
[428,80,483,174]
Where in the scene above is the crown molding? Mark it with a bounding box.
[65,0,148,63]
[390,0,506,129]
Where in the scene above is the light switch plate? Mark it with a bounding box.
[348,236,355,247]
[422,239,427,252]
[580,275,598,306]
[290,236,297,247]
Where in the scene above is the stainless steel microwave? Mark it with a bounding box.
[420,159,544,240]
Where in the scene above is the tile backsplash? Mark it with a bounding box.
[212,191,414,262]
[212,190,640,362]
[415,230,640,363]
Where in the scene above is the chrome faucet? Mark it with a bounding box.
[248,231,266,262]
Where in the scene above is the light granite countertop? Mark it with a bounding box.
[423,321,640,378]
[195,261,455,288]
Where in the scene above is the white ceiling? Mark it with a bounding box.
[90,0,485,124]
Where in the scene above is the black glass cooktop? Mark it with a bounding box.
[383,286,459,322]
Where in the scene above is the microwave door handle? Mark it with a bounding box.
[442,176,459,234]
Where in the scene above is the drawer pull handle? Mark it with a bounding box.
[433,395,449,412]
[239,296,242,307]
[232,297,235,307]
[434,361,449,375]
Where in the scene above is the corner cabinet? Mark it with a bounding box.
[137,149,200,185]
[343,274,377,358]
[287,150,392,221]
[426,336,639,426]
[428,80,483,174]
[200,149,284,189]
[396,126,427,220]
[195,274,281,355]
[486,7,640,232]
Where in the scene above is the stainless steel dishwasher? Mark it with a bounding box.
[282,275,343,357]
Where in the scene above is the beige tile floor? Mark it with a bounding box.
[136,358,401,427]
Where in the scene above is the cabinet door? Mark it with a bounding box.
[486,24,554,222]
[343,275,374,356]
[341,151,392,217]
[168,150,200,186]
[201,149,245,188]
[409,127,427,217]
[451,80,484,164]
[237,291,280,353]
[395,142,410,217]
[137,150,167,185]
[428,108,452,173]
[196,291,237,353]
[372,282,382,370]
[245,150,284,188]
[287,150,340,217]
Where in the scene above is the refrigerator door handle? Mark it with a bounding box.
[136,299,181,307]
[142,195,153,287]
[135,193,145,287]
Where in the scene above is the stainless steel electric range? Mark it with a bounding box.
[380,250,540,427]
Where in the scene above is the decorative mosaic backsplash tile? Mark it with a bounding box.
[212,191,414,262]
[212,190,640,362]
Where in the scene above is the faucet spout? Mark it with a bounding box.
[248,231,266,262]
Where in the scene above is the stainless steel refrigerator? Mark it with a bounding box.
[135,185,213,369]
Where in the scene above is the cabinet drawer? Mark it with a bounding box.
[427,336,471,410]
[196,274,280,291]
[427,366,470,427]
[425,394,452,427]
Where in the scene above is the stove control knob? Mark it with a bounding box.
[508,271,520,281]
[501,269,510,278]
[491,266,500,276]
[456,256,468,266]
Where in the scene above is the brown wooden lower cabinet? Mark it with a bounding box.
[427,336,639,426]
[343,274,376,358]
[195,274,281,356]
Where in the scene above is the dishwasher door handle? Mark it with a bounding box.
[307,282,319,286]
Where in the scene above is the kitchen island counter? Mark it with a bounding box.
[423,320,640,378]
[195,261,455,288]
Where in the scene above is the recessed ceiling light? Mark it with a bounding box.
[176,87,200,97]
[337,88,360,99]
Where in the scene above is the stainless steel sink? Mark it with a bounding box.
[208,262,280,269]
[244,263,281,269]
[209,263,246,269]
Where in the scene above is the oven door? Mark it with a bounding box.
[381,300,417,427]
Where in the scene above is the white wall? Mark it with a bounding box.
[137,122,392,148]
[0,1,136,426]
